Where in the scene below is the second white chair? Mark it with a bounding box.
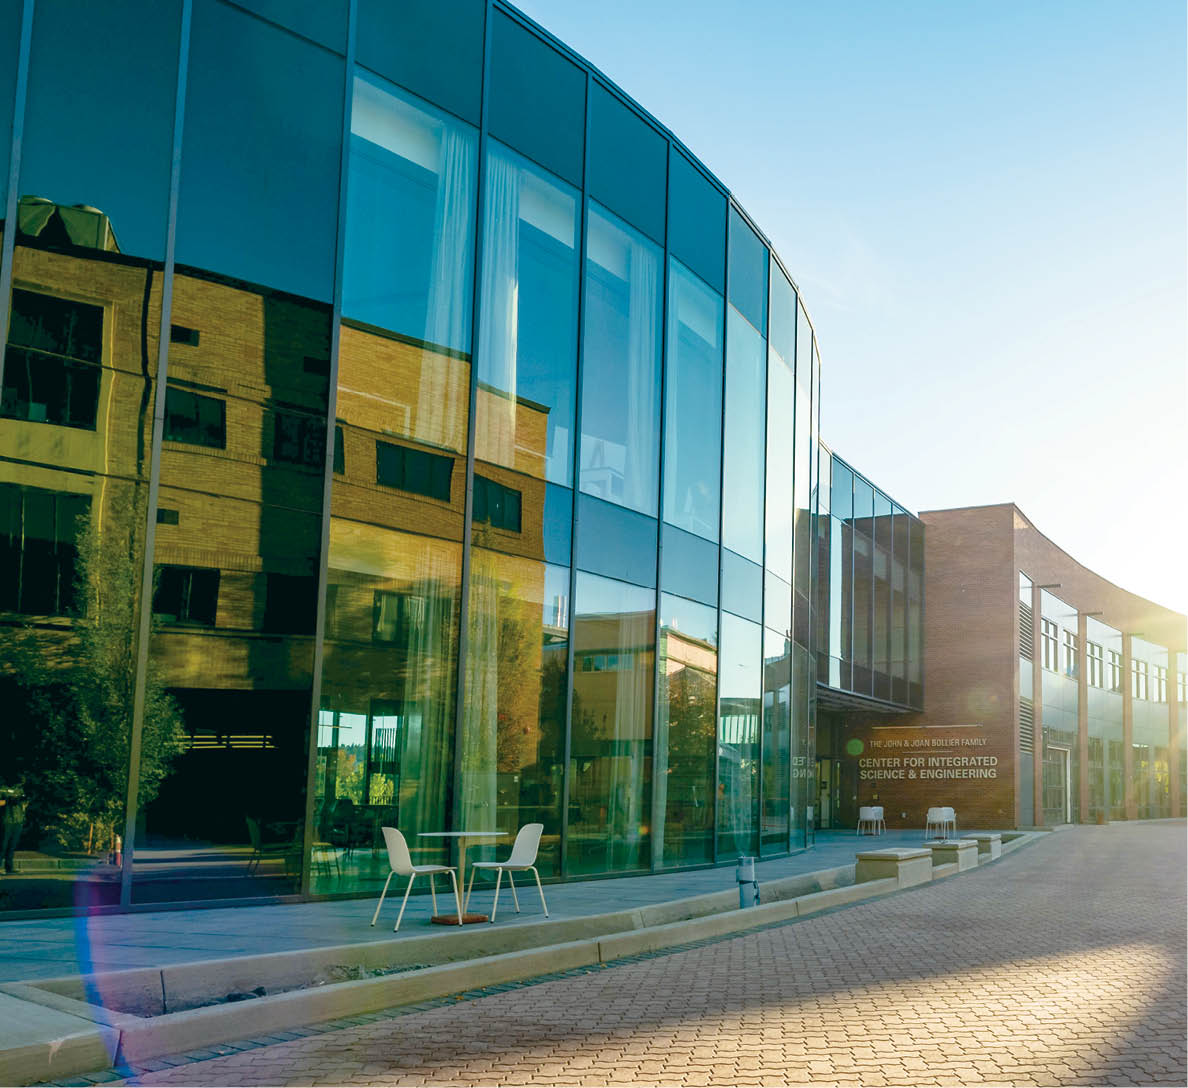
[464,822,549,922]
[370,826,462,931]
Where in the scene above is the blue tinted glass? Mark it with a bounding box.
[488,12,584,187]
[579,203,662,515]
[768,262,796,364]
[19,0,181,260]
[764,349,794,582]
[0,0,18,212]
[667,151,725,292]
[543,482,573,566]
[831,460,853,520]
[727,207,767,333]
[661,523,719,606]
[356,0,484,124]
[576,494,657,588]
[765,571,791,637]
[853,477,874,525]
[588,83,666,244]
[343,72,477,350]
[721,548,762,622]
[476,142,578,485]
[721,307,765,563]
[663,259,722,541]
[177,0,342,299]
[233,0,347,52]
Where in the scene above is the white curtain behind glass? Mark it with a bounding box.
[476,147,520,470]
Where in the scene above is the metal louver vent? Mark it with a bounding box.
[1019,601,1034,657]
[1019,697,1034,753]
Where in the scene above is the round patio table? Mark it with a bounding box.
[418,830,506,924]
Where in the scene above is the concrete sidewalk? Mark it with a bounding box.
[0,829,952,984]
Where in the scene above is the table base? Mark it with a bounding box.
[430,912,489,925]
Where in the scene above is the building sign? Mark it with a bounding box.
[855,724,999,779]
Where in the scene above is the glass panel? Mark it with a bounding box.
[667,151,725,293]
[233,0,348,52]
[721,548,762,623]
[487,12,584,187]
[0,0,178,910]
[717,612,761,857]
[569,573,654,875]
[761,627,790,855]
[0,0,20,213]
[579,203,662,516]
[768,263,796,370]
[655,593,717,867]
[475,141,579,487]
[355,0,485,125]
[764,347,794,582]
[459,553,567,876]
[764,571,791,638]
[727,207,767,334]
[17,0,180,261]
[136,275,332,903]
[587,83,666,244]
[177,0,343,302]
[575,493,657,587]
[873,493,892,699]
[792,308,813,649]
[313,303,469,893]
[660,523,718,607]
[721,307,765,564]
[343,71,478,353]
[663,258,723,541]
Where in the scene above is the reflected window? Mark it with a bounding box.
[1087,641,1104,687]
[333,425,345,475]
[579,204,662,515]
[343,72,477,351]
[476,143,579,484]
[473,475,523,533]
[375,440,452,502]
[273,411,326,468]
[718,612,761,857]
[171,325,200,346]
[164,386,226,449]
[153,565,219,627]
[1063,630,1078,679]
[663,259,723,541]
[263,573,318,635]
[1108,649,1123,692]
[1132,659,1149,701]
[0,484,90,616]
[2,289,103,430]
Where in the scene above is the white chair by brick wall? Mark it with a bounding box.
[857,806,878,835]
[370,827,462,931]
[464,823,548,922]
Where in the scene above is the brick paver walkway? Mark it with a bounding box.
[122,822,1186,1086]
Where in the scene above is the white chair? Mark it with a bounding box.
[857,806,878,835]
[925,806,957,840]
[464,823,548,922]
[370,827,462,931]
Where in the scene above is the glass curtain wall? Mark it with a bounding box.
[0,0,836,915]
[136,0,342,903]
[461,140,580,877]
[0,0,180,910]
[315,70,475,894]
[761,263,794,855]
[1086,616,1122,822]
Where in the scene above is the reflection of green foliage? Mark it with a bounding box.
[4,489,185,854]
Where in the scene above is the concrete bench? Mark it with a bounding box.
[967,832,1002,860]
[855,847,933,889]
[928,839,979,871]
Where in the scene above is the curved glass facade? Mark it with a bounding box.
[0,0,830,912]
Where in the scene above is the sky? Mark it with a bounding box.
[514,0,1188,618]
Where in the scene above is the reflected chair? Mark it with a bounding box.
[464,823,548,922]
[245,816,300,876]
[857,806,885,836]
[370,827,462,931]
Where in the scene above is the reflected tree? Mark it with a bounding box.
[3,489,184,856]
